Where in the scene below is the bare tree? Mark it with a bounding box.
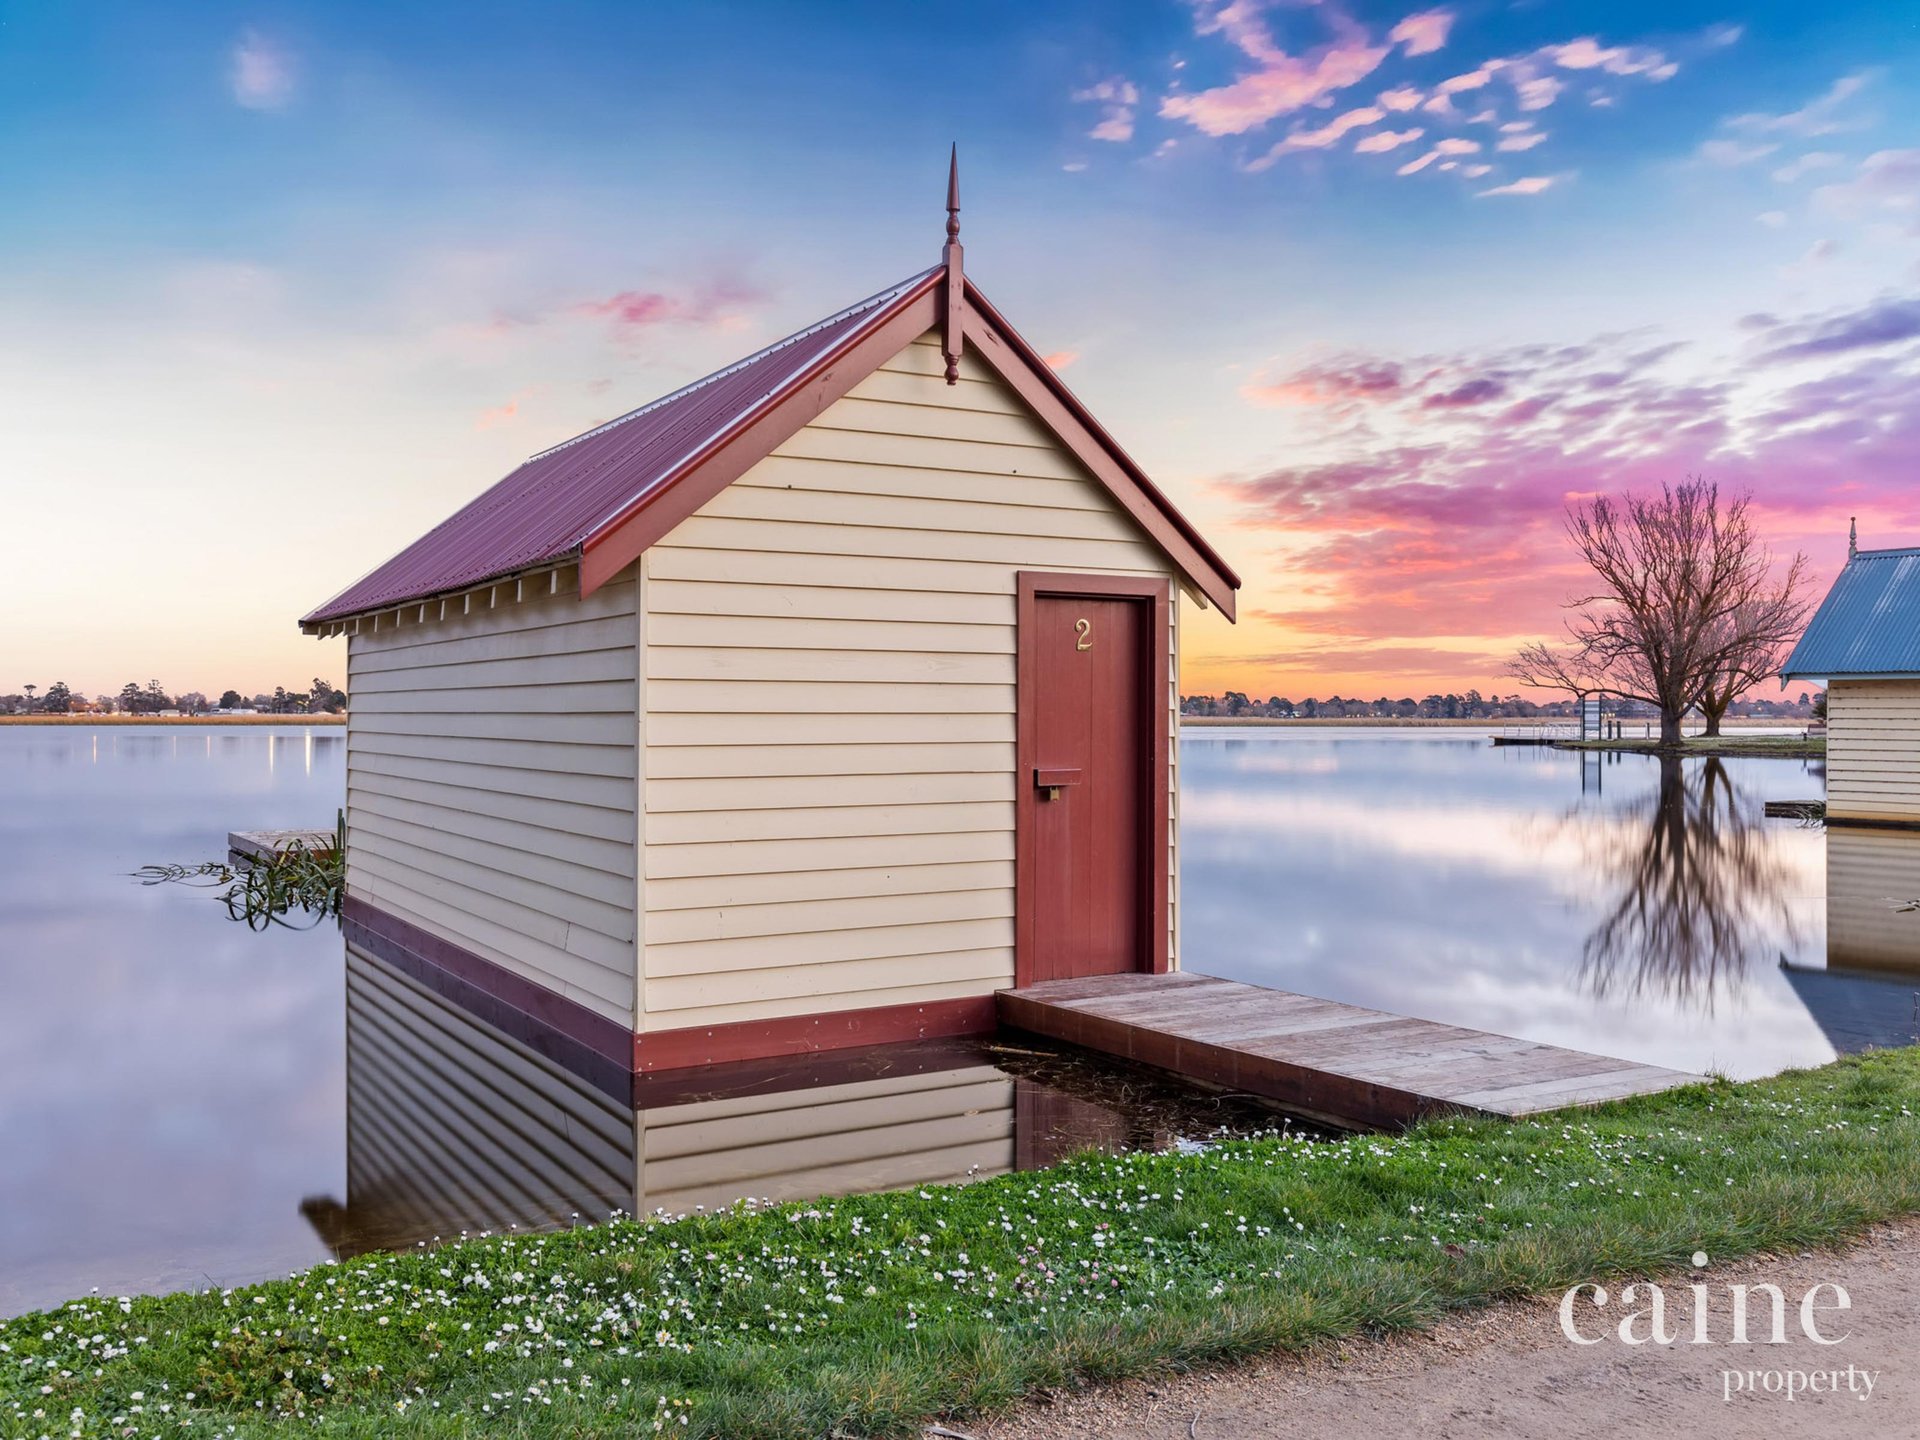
[1508,479,1808,747]
[1695,571,1814,736]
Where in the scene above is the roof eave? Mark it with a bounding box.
[300,552,583,632]
[1784,670,1920,682]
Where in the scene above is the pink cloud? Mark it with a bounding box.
[1423,376,1507,407]
[1233,640,1518,676]
[1213,303,1920,652]
[1253,105,1386,166]
[1497,130,1548,152]
[1043,349,1081,371]
[1749,294,1920,362]
[1074,76,1140,142]
[1541,38,1677,79]
[1378,85,1424,111]
[476,387,539,430]
[1513,73,1564,110]
[566,276,764,342]
[1355,127,1424,153]
[1397,137,1480,175]
[1242,357,1406,408]
[1477,175,1555,196]
[1436,62,1501,95]
[1160,2,1389,136]
[1388,9,1455,57]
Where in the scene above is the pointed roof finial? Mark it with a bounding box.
[945,143,961,248]
[940,145,964,384]
[1849,515,1858,560]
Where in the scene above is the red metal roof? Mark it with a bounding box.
[302,267,941,625]
[303,262,1241,627]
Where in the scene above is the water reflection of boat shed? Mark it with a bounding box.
[1781,827,1920,1055]
[302,946,1175,1260]
[1783,537,1920,827]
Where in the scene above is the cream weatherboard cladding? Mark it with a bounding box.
[344,574,640,1025]
[635,333,1181,1032]
[1826,678,1920,825]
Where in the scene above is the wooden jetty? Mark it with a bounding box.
[228,828,337,864]
[999,973,1701,1130]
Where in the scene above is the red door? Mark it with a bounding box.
[1017,577,1163,985]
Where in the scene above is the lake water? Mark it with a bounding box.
[2,722,1913,1318]
[1180,728,1847,1079]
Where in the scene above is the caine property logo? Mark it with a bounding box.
[1559,1252,1878,1404]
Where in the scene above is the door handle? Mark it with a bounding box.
[1034,767,1082,801]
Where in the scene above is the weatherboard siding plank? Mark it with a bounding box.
[642,973,1013,1031]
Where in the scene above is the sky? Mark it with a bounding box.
[2,0,1918,701]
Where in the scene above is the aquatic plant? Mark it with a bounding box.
[133,812,344,928]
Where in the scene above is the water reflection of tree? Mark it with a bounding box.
[1569,756,1803,1011]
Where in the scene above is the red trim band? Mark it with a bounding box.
[631,996,998,1073]
[344,897,1001,1085]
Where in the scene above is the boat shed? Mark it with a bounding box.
[301,164,1241,1078]
[1782,534,1920,827]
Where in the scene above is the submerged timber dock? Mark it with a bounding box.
[1000,973,1702,1130]
[228,828,337,864]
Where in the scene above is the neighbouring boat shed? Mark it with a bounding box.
[1782,537,1920,827]
[302,169,1240,1079]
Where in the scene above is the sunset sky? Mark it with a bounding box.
[3,1,1917,700]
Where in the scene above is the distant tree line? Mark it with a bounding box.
[0,678,346,716]
[1180,690,1818,720]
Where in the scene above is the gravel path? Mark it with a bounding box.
[977,1221,1919,1440]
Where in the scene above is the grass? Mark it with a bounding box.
[1556,734,1825,758]
[8,1050,1920,1438]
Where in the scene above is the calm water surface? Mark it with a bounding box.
[3,723,1914,1318]
[0,728,346,1317]
[1181,728,1855,1081]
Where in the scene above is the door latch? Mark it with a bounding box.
[1034,767,1082,801]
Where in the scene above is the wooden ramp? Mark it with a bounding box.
[999,973,1702,1130]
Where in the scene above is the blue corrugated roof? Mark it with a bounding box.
[1782,547,1920,679]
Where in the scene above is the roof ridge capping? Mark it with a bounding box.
[527,266,942,464]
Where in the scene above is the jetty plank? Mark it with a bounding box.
[228,828,338,864]
[998,973,1702,1130]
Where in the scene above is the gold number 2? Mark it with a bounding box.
[1074,617,1093,651]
